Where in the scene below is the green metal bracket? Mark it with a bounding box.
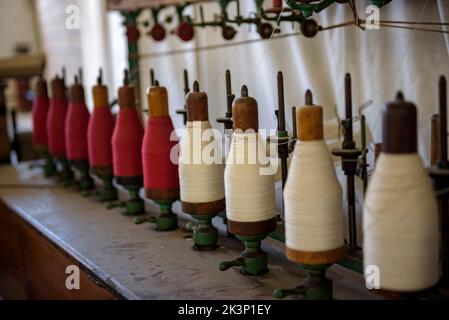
[186,213,219,251]
[274,264,333,300]
[285,0,336,17]
[371,0,392,8]
[219,233,270,275]
[134,200,178,231]
[71,161,94,192]
[57,156,75,186]
[31,150,57,178]
[106,185,144,215]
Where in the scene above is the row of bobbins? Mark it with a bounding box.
[32,68,447,299]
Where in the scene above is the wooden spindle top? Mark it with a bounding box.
[92,84,108,108]
[147,82,169,117]
[232,85,258,132]
[297,105,323,141]
[382,92,417,154]
[118,70,135,109]
[186,81,209,122]
[69,76,85,103]
[35,77,48,97]
[50,76,66,100]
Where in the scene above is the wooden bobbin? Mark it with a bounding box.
[33,78,49,153]
[383,93,417,154]
[147,83,169,117]
[227,85,276,237]
[232,85,258,132]
[144,82,179,202]
[297,105,323,141]
[287,101,344,265]
[186,81,208,122]
[70,77,85,103]
[35,78,48,97]
[93,84,108,108]
[50,76,66,100]
[118,73,135,109]
[181,81,225,215]
[114,71,142,187]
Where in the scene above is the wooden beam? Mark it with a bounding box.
[106,0,214,11]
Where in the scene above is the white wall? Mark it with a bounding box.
[130,0,449,165]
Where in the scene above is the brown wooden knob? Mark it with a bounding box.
[35,78,48,97]
[297,105,323,141]
[50,77,66,100]
[382,93,417,154]
[147,84,169,117]
[232,85,258,132]
[92,84,108,108]
[69,77,85,103]
[186,81,209,121]
[118,85,135,109]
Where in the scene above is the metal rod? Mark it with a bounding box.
[305,89,313,105]
[277,71,285,131]
[291,106,297,141]
[183,69,190,96]
[347,176,357,247]
[360,114,368,194]
[345,73,353,143]
[226,69,232,114]
[439,76,447,164]
[97,68,103,85]
[150,68,155,86]
[439,75,449,285]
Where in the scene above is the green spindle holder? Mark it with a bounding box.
[219,233,269,276]
[57,156,75,186]
[274,263,333,300]
[106,185,144,215]
[134,200,178,231]
[186,213,218,251]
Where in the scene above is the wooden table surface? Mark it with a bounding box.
[0,162,378,300]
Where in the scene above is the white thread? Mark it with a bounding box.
[179,121,225,203]
[363,153,439,292]
[225,132,276,222]
[284,140,344,252]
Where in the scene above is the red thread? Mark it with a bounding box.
[65,101,90,161]
[112,108,144,177]
[47,98,68,157]
[88,107,115,168]
[142,116,179,190]
[32,94,49,146]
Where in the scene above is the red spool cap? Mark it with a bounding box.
[65,79,90,161]
[47,77,68,157]
[142,85,179,192]
[32,78,49,148]
[176,22,194,42]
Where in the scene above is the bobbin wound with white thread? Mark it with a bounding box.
[224,86,277,236]
[363,94,439,292]
[179,81,225,215]
[284,101,344,265]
